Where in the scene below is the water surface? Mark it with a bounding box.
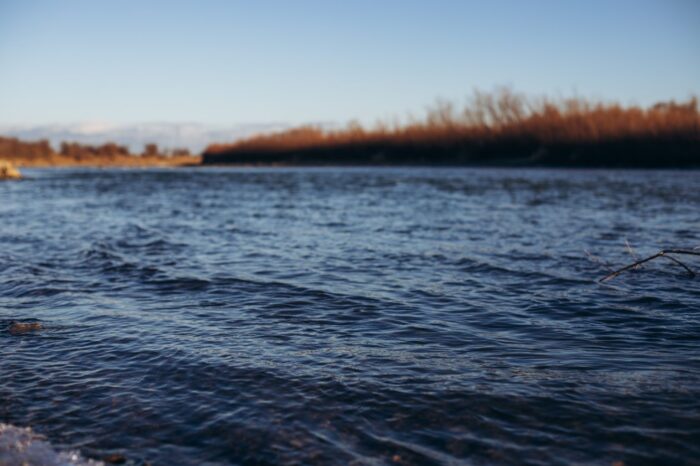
[1,167,699,465]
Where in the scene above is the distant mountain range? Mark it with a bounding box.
[0,122,293,154]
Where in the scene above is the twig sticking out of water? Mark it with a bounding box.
[599,249,700,282]
[624,238,641,268]
[584,249,614,272]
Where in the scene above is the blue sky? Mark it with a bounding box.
[1,0,698,126]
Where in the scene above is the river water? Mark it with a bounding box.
[1,167,699,465]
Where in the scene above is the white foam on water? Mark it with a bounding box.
[0,423,103,466]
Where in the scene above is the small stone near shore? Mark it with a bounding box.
[8,322,43,334]
[102,453,127,464]
[0,160,21,180]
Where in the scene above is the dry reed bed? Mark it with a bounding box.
[204,90,700,166]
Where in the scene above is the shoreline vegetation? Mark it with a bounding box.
[203,90,700,168]
[0,138,200,168]
[2,90,699,169]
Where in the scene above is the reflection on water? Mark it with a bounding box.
[1,167,699,465]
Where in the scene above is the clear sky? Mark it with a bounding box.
[1,0,698,126]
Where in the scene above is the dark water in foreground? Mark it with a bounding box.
[1,167,699,466]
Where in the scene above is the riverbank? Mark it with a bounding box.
[4,91,699,169]
[202,139,700,168]
[9,153,201,168]
[0,136,200,168]
[203,91,700,168]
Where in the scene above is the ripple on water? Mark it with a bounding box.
[1,167,699,465]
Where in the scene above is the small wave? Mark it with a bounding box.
[0,423,103,466]
[2,168,699,465]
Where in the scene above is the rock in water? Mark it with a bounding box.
[0,160,21,180]
[0,423,104,465]
[8,322,42,334]
[102,453,127,464]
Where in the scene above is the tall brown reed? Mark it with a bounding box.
[205,89,700,157]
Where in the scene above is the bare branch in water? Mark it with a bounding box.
[661,254,697,277]
[584,249,614,272]
[599,249,700,282]
[624,238,641,266]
